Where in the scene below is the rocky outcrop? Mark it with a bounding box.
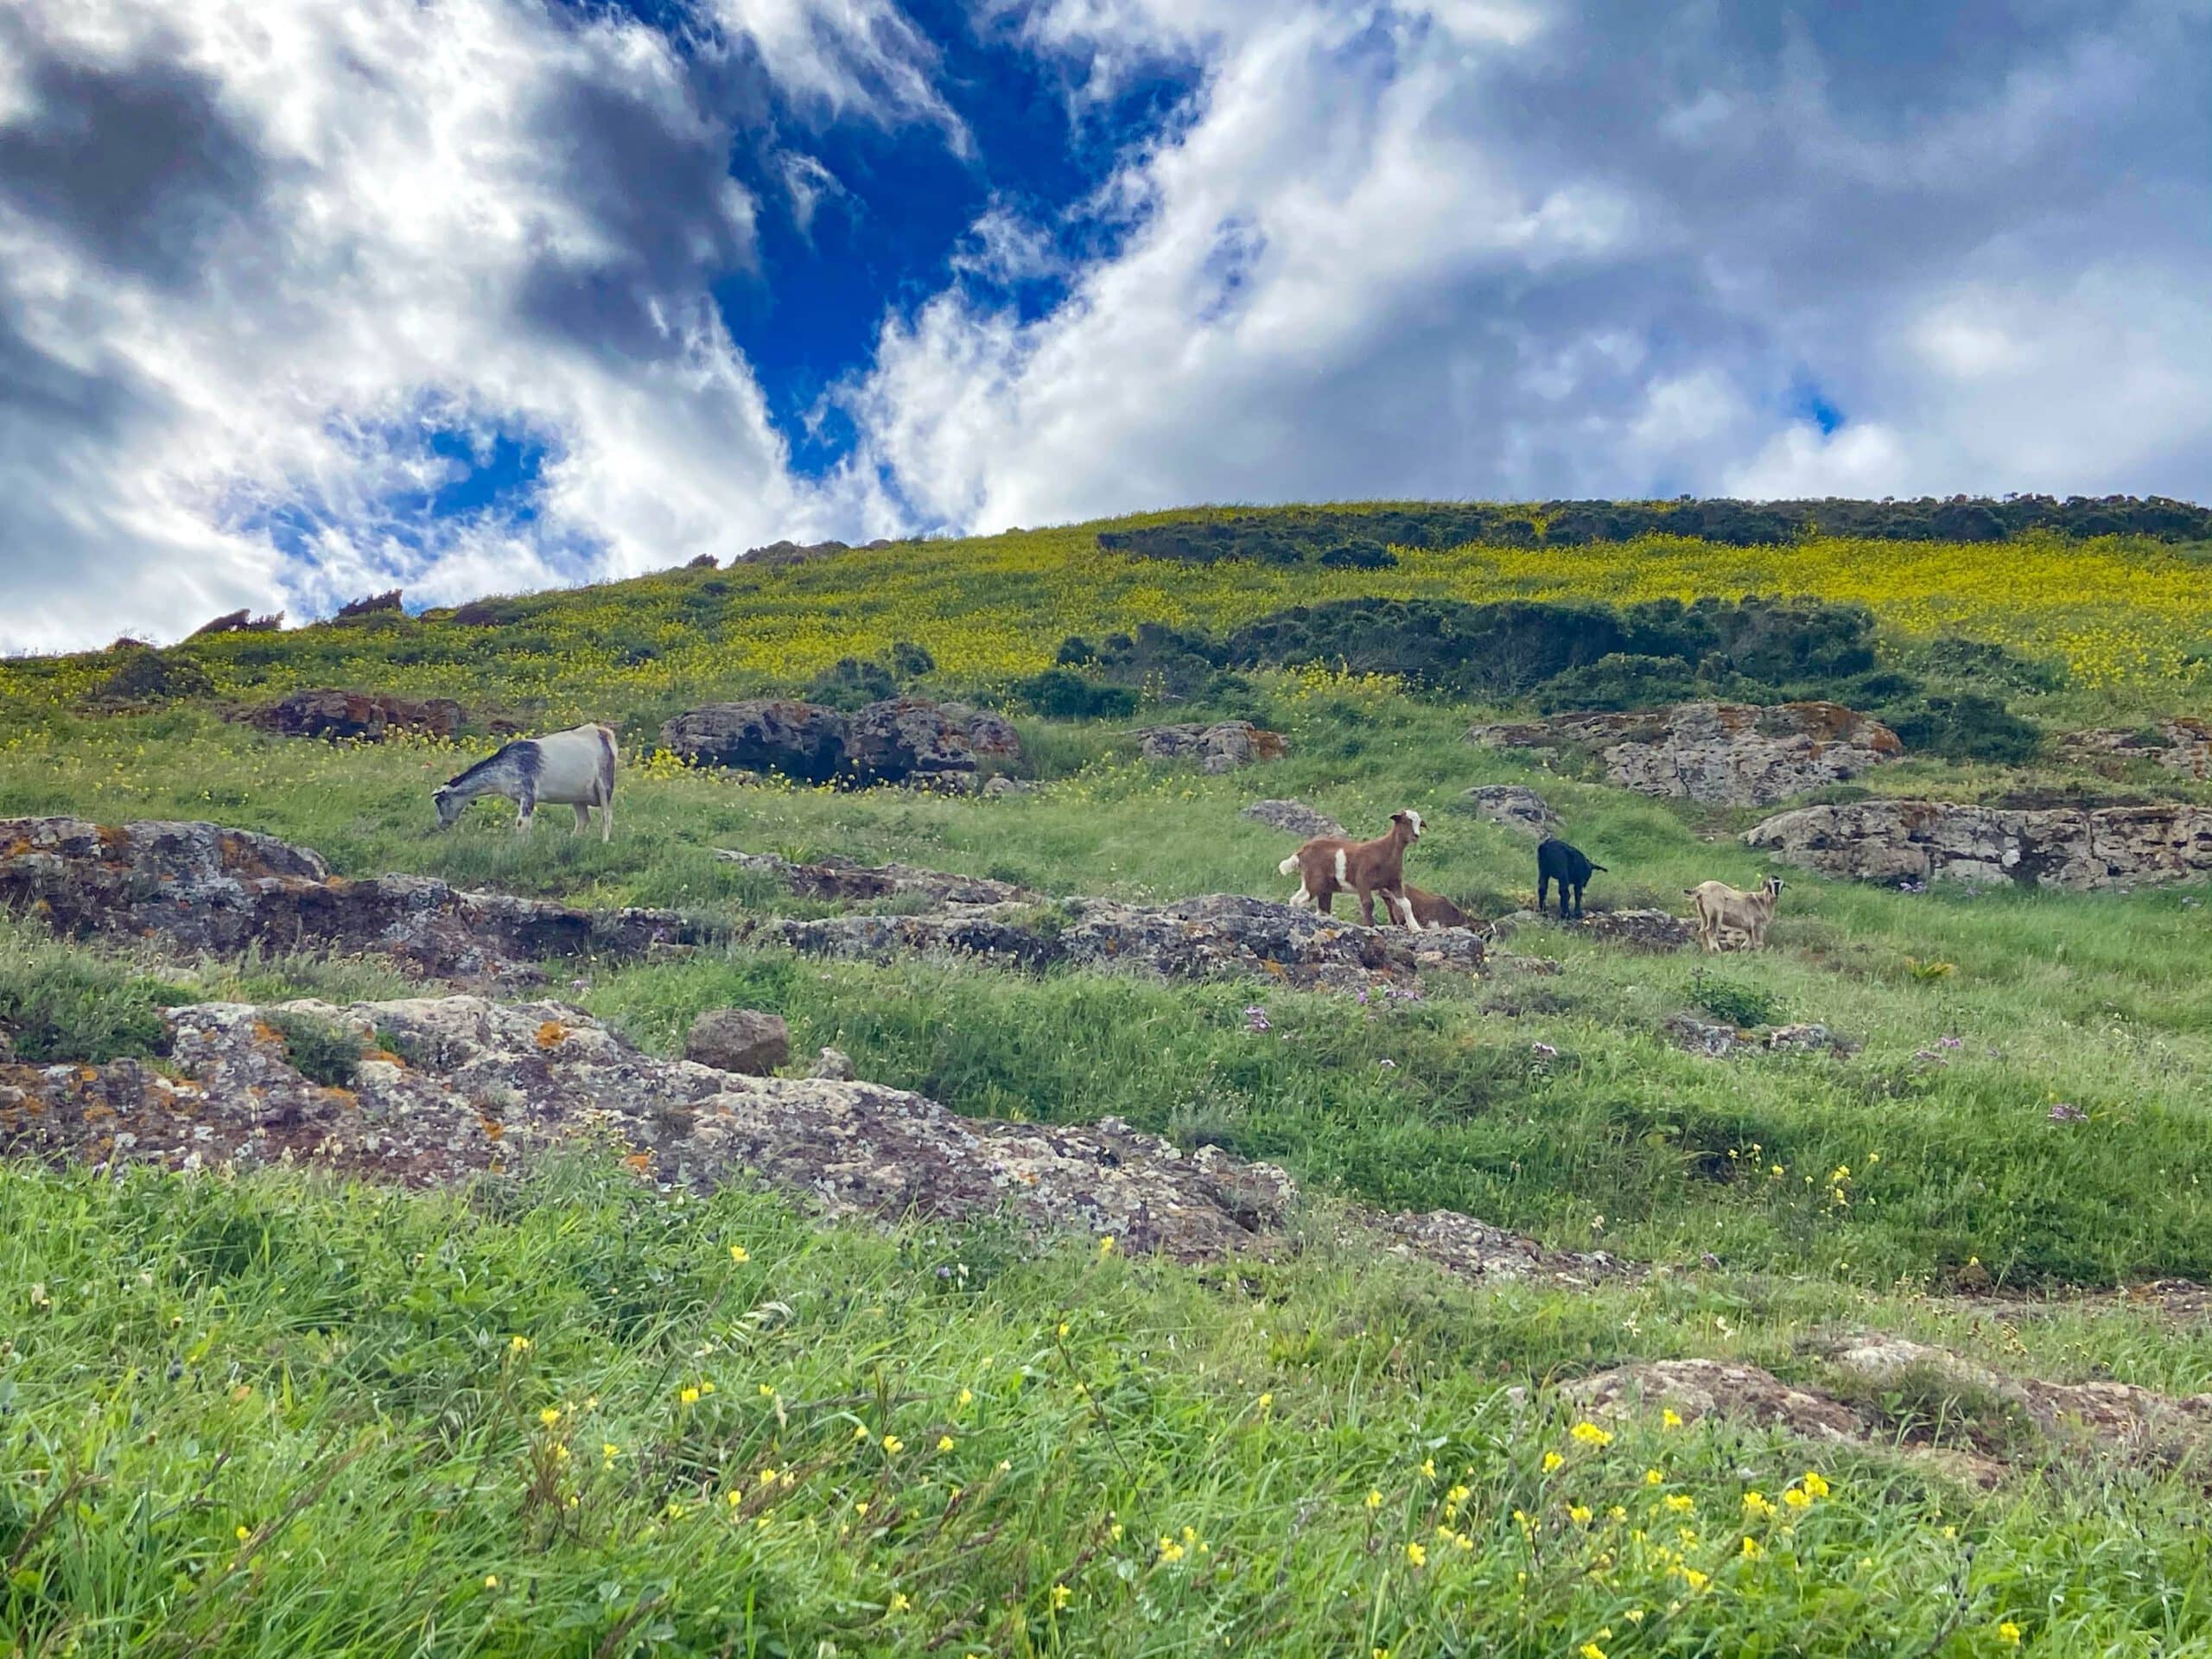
[1486,908,1694,951]
[685,1008,791,1075]
[1557,1358,1868,1445]
[0,995,1601,1284]
[1462,785,1559,837]
[1240,799,1344,839]
[1744,799,2212,889]
[754,893,1484,991]
[1136,721,1288,773]
[0,817,709,985]
[660,700,852,784]
[1469,702,1902,806]
[235,689,465,743]
[715,849,1033,906]
[1662,1016,1853,1058]
[662,697,1021,787]
[2059,719,2212,780]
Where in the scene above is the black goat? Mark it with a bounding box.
[1535,837,1606,919]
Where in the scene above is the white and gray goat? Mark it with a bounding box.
[433,723,619,841]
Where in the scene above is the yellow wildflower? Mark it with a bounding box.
[958,1389,974,1408]
[483,1574,499,1589]
[728,1244,749,1264]
[1661,1408,1683,1429]
[855,1424,871,1440]
[1405,1541,1427,1567]
[882,1435,905,1455]
[1542,1451,1565,1473]
[1420,1457,1437,1479]
[1645,1467,1664,1485]
[1783,1487,1813,1510]
[1568,1504,1593,1525]
[1570,1421,1613,1447]
[1581,1645,1607,1659]
[888,1592,910,1614]
[1257,1392,1274,1413]
[1683,1568,1710,1592]
[1097,1235,1116,1257]
[1998,1623,2022,1645]
[1052,1584,1072,1609]
[1446,1484,1471,1506]
[235,1525,251,1542]
[539,1407,561,1427]
[1366,1489,1383,1510]
[1741,1535,1764,1559]
[1664,1495,1694,1513]
[938,1436,956,1452]
[678,1387,699,1406]
[1802,1471,1830,1498]
[1743,1491,1776,1519]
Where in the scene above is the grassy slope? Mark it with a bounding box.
[4,512,2212,1654]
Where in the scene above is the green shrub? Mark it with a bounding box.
[268,1010,364,1088]
[889,640,937,678]
[0,926,193,1062]
[1535,653,1701,712]
[1688,969,1784,1028]
[1877,692,2042,765]
[1013,669,1139,720]
[804,657,899,710]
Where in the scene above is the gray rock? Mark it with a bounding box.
[753,892,1484,991]
[848,697,1021,785]
[982,775,1035,798]
[686,1008,791,1076]
[0,817,711,988]
[1240,799,1344,839]
[1461,785,1558,837]
[1470,702,1903,806]
[661,697,1022,788]
[1765,1022,1848,1054]
[1136,721,1288,773]
[235,689,465,743]
[812,1046,856,1081]
[1665,1014,1742,1057]
[715,849,1032,906]
[660,699,849,784]
[1745,799,2212,889]
[0,995,1601,1282]
[2059,720,2212,779]
[1488,907,1694,952]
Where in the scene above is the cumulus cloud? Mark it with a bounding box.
[845,0,2212,526]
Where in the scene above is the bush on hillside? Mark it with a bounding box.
[1875,692,2043,766]
[1013,668,1139,720]
[804,657,899,710]
[889,641,937,679]
[91,649,215,703]
[1535,653,1703,712]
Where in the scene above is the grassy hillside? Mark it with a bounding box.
[3,504,2212,1655]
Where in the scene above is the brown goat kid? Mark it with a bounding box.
[1392,885,1471,930]
[1279,810,1425,927]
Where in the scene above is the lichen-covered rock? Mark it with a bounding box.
[0,817,711,985]
[1461,785,1559,838]
[754,893,1484,990]
[1137,721,1288,773]
[686,1008,791,1076]
[1240,799,1344,839]
[812,1046,857,1082]
[1470,702,1902,806]
[715,849,1033,906]
[2059,720,2212,779]
[1556,1358,1870,1443]
[847,697,1022,785]
[237,689,464,742]
[659,699,850,784]
[1745,799,2212,889]
[663,697,1020,787]
[1664,1014,1742,1057]
[1487,908,1694,952]
[0,995,1580,1282]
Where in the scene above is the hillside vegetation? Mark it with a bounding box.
[3,499,2212,1656]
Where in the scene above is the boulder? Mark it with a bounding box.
[1664,1014,1742,1057]
[236,689,464,743]
[743,538,851,568]
[1487,908,1694,951]
[715,849,1033,906]
[1469,702,1903,806]
[2059,720,2212,780]
[0,995,1602,1283]
[756,893,1485,992]
[1744,799,2212,889]
[1137,721,1288,774]
[659,699,849,784]
[0,817,711,986]
[1240,799,1344,839]
[812,1046,857,1082]
[846,697,1022,786]
[686,1008,790,1076]
[1461,785,1559,837]
[662,697,1021,788]
[982,776,1036,798]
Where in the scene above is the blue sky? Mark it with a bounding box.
[0,0,2207,650]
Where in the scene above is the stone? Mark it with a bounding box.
[659,699,850,784]
[236,689,464,743]
[1744,799,2212,890]
[1461,785,1559,837]
[1557,1358,1869,1444]
[847,697,1023,786]
[662,697,1022,788]
[1487,908,1694,952]
[1664,1014,1742,1057]
[2058,720,2212,780]
[1765,1022,1850,1054]
[715,849,1033,906]
[0,817,712,987]
[812,1046,856,1081]
[1136,721,1289,773]
[1240,799,1344,839]
[754,893,1484,992]
[0,995,1593,1283]
[1469,702,1903,806]
[686,1008,791,1076]
[743,538,851,568]
[982,776,1035,798]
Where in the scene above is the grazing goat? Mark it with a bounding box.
[1685,876,1785,951]
[434,723,619,841]
[1390,885,1472,931]
[1535,837,1605,919]
[1279,810,1424,927]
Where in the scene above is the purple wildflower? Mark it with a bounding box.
[2048,1101,2088,1124]
[1939,1035,1963,1051]
[1356,988,1370,1006]
[1531,1042,1559,1059]
[1243,1006,1271,1033]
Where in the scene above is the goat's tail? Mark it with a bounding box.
[1276,854,1300,877]
[1591,863,1609,873]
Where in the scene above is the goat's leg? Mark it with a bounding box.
[1357,887,1377,926]
[1316,889,1334,915]
[1570,881,1585,919]
[515,790,537,836]
[1287,882,1313,908]
[600,791,614,844]
[1537,874,1552,915]
[573,803,591,836]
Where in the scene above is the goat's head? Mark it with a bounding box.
[431,784,467,829]
[1391,809,1424,842]
[1764,876,1786,899]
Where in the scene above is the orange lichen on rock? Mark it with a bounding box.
[536,1020,568,1049]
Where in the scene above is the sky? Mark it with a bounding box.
[0,0,2208,652]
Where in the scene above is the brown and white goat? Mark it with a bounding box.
[1685,876,1785,952]
[1279,810,1423,927]
[1391,885,1471,930]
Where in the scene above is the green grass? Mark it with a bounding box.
[6,1160,2211,1657]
